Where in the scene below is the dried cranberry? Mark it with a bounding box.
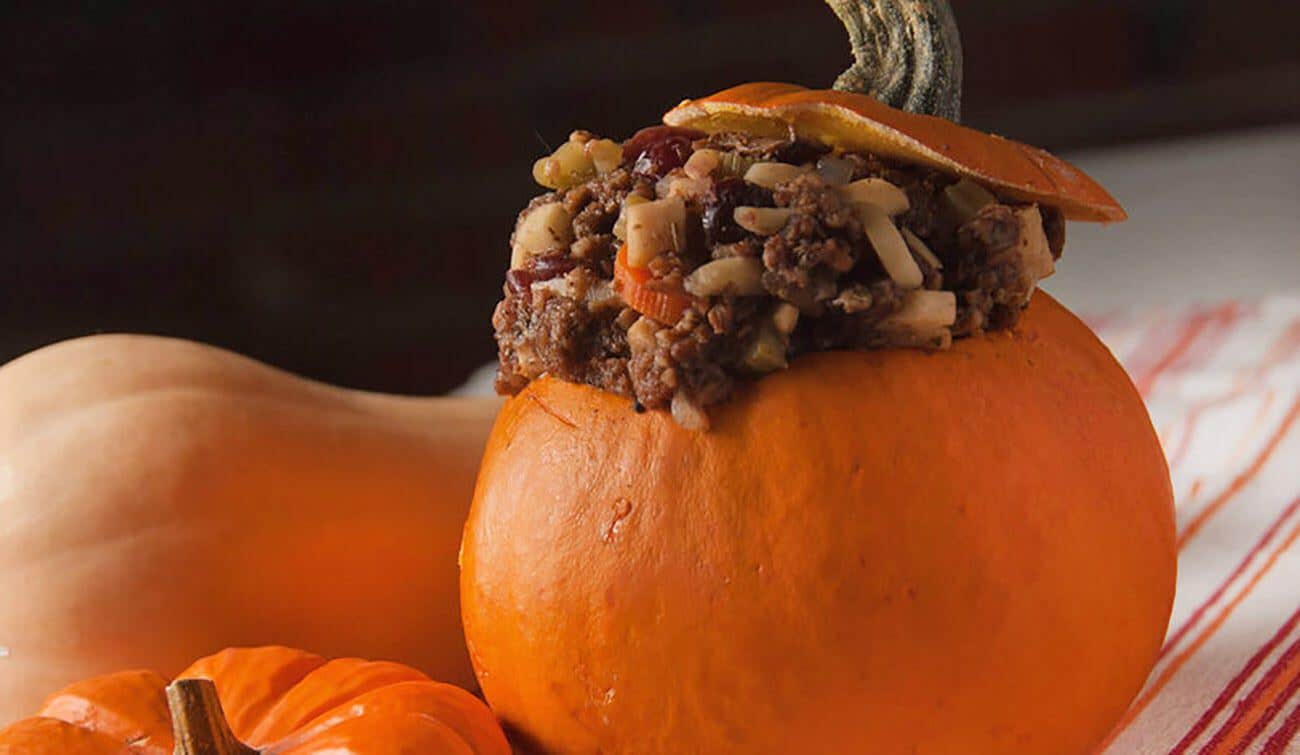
[505,269,533,297]
[622,126,704,163]
[769,139,829,165]
[505,254,577,302]
[530,253,578,281]
[703,177,775,246]
[623,126,703,179]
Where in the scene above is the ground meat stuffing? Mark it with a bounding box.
[494,126,1067,428]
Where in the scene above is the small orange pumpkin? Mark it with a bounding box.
[462,295,1176,754]
[465,4,1172,751]
[0,646,510,755]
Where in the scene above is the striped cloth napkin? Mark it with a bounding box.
[1085,293,1300,754]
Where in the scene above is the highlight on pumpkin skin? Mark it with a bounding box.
[0,646,511,755]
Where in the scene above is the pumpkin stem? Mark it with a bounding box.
[167,679,258,755]
[824,0,963,121]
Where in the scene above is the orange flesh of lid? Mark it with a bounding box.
[663,83,1126,223]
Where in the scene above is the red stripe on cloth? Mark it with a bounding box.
[1261,698,1300,754]
[1160,497,1300,666]
[1118,313,1182,384]
[1166,320,1300,473]
[1190,618,1300,748]
[1133,302,1232,397]
[1219,635,1300,754]
[1155,307,1243,452]
[1179,391,1279,506]
[1179,397,1300,549]
[1098,517,1300,751]
[1167,607,1299,752]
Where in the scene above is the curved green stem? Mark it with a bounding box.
[825,0,963,121]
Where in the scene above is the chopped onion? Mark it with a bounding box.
[585,138,624,174]
[880,290,958,331]
[741,326,788,373]
[816,155,856,185]
[612,194,649,241]
[942,179,997,222]
[511,203,574,269]
[772,303,800,335]
[838,178,910,216]
[671,391,710,431]
[626,196,687,267]
[857,204,924,289]
[1015,206,1055,283]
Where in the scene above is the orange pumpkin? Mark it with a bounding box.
[462,294,1177,754]
[0,335,499,723]
[0,646,510,754]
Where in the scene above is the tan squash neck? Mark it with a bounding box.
[167,679,258,755]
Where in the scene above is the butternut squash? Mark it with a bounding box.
[0,334,499,724]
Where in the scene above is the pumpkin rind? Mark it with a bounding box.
[0,647,510,755]
[663,82,1126,222]
[462,293,1175,754]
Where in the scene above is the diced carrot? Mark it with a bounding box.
[613,245,693,325]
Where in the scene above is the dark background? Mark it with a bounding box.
[5,0,1299,393]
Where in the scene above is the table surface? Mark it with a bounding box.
[1045,125,1300,313]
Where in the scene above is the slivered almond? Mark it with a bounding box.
[626,196,686,267]
[744,162,808,189]
[684,257,765,297]
[901,227,943,269]
[838,178,910,216]
[880,290,958,331]
[857,204,923,289]
[733,206,794,236]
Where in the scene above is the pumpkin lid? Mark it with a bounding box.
[663,82,1126,223]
